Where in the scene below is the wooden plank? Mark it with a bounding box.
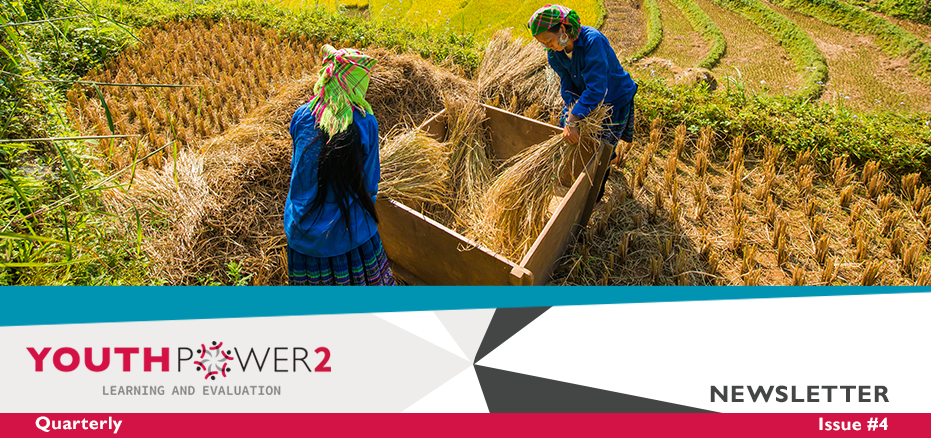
[578,140,615,229]
[519,143,608,285]
[483,104,560,160]
[559,137,600,187]
[418,109,448,140]
[388,261,427,286]
[376,198,531,285]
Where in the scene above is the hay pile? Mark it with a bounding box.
[443,96,494,227]
[103,49,472,285]
[478,29,562,123]
[379,129,450,208]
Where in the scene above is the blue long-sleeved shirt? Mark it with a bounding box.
[547,26,638,119]
[284,103,380,258]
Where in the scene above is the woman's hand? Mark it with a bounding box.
[563,125,580,144]
[563,113,582,144]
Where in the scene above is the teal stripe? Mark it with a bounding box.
[0,286,927,327]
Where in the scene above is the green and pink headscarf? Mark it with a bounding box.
[527,5,581,39]
[308,44,377,138]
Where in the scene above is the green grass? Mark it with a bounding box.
[710,0,828,100]
[635,75,931,174]
[668,0,727,69]
[846,0,931,26]
[482,0,606,37]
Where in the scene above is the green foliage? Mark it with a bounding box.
[630,0,663,61]
[710,0,827,101]
[635,76,931,175]
[668,0,727,69]
[847,0,931,26]
[0,1,157,285]
[776,0,931,83]
[226,260,253,286]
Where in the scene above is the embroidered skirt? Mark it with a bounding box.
[287,232,396,286]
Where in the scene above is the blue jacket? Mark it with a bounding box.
[547,26,638,119]
[284,103,380,258]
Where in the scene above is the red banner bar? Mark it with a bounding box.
[1,413,924,437]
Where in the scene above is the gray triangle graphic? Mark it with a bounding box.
[475,365,714,413]
[435,309,496,362]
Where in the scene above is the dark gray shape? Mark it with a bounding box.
[475,366,714,413]
[473,307,550,363]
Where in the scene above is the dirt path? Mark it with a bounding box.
[600,0,648,60]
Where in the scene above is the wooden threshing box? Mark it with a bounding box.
[376,104,613,285]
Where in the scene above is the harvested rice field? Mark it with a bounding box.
[600,0,647,60]
[552,124,931,286]
[62,17,931,286]
[867,10,931,45]
[693,0,800,93]
[69,19,473,284]
[650,0,708,72]
[772,3,931,113]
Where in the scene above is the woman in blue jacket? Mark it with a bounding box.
[529,5,638,200]
[284,45,395,286]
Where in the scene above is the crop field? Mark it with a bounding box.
[552,121,931,286]
[286,0,604,34]
[650,0,707,70]
[596,0,646,60]
[66,19,931,286]
[772,3,931,113]
[612,0,931,110]
[693,0,800,93]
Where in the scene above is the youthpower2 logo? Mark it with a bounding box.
[26,341,331,396]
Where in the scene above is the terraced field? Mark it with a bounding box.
[772,2,931,112]
[613,0,931,112]
[651,0,708,69]
[600,0,647,60]
[696,0,800,93]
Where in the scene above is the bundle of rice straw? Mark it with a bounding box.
[443,96,494,226]
[478,29,561,119]
[379,129,450,209]
[475,105,611,259]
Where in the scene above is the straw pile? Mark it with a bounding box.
[478,29,562,123]
[443,96,494,226]
[379,129,450,209]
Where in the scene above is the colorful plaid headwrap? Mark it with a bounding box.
[308,45,378,138]
[527,5,581,39]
